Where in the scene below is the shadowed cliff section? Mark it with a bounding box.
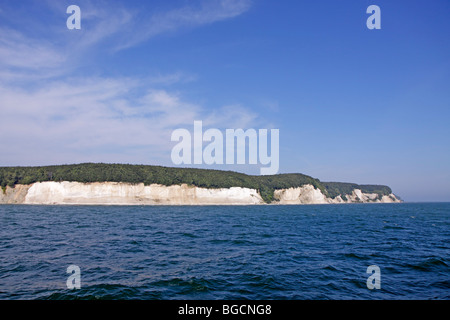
[0,163,396,203]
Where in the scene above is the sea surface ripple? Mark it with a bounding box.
[0,203,448,300]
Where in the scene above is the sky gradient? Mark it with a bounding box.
[0,0,449,202]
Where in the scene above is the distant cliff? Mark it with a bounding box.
[0,163,402,205]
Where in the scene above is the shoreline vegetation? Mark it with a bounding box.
[0,163,398,204]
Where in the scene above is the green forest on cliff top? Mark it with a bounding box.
[0,163,392,203]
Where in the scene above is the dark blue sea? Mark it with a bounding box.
[0,203,448,300]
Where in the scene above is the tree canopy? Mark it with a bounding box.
[0,163,392,203]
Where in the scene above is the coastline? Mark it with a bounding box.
[0,181,402,206]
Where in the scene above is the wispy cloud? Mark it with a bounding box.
[147,72,198,86]
[0,0,252,82]
[0,28,65,70]
[113,0,252,51]
[0,76,262,165]
[0,0,263,166]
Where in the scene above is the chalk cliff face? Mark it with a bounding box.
[0,182,402,205]
[273,185,329,204]
[0,184,32,204]
[20,182,265,205]
[273,186,401,204]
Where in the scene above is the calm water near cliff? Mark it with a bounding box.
[0,203,448,300]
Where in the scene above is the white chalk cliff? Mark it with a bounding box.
[273,185,401,204]
[0,181,402,205]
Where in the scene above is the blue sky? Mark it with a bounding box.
[0,0,449,201]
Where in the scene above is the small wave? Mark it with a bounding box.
[208,239,230,244]
[236,273,284,293]
[383,225,406,230]
[323,281,341,291]
[322,265,339,272]
[181,232,198,238]
[151,277,214,294]
[42,284,149,300]
[407,257,448,271]
[232,239,254,245]
[343,253,369,260]
[431,280,450,289]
